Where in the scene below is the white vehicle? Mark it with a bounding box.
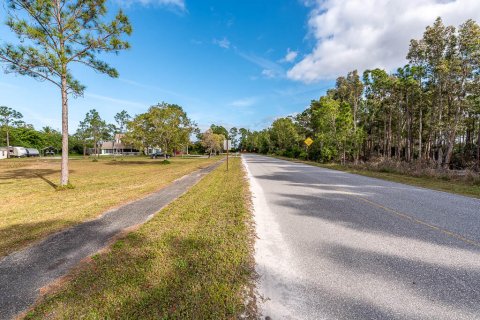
[12,146,27,158]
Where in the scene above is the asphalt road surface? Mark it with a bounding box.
[243,154,480,320]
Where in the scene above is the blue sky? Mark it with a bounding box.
[1,0,479,133]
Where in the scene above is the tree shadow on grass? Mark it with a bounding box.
[104,160,169,166]
[0,169,75,189]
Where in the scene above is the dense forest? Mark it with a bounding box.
[237,18,480,170]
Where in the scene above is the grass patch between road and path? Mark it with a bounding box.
[24,158,256,319]
[0,156,219,257]
[271,155,480,199]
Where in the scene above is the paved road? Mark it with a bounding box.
[0,162,221,320]
[243,154,480,320]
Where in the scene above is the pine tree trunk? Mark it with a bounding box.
[396,113,401,160]
[418,108,423,162]
[406,95,412,162]
[477,119,480,171]
[387,111,392,159]
[353,101,358,164]
[6,127,10,158]
[60,74,69,186]
[444,105,462,169]
[383,115,387,158]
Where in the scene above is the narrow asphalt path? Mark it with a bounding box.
[0,161,221,320]
[243,154,480,320]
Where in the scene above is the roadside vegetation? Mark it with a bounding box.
[274,156,480,199]
[236,18,480,176]
[24,158,255,319]
[0,156,218,257]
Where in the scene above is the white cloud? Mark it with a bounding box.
[229,97,258,108]
[288,0,480,82]
[236,51,285,79]
[115,0,185,10]
[261,69,277,79]
[283,49,298,63]
[213,37,231,49]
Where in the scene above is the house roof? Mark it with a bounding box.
[100,134,132,149]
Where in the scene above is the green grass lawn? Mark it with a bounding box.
[272,156,480,199]
[24,158,256,319]
[0,156,218,257]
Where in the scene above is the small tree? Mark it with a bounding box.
[229,127,239,150]
[114,110,131,134]
[114,110,131,154]
[82,109,109,157]
[125,103,194,159]
[0,0,132,185]
[0,106,23,157]
[270,117,299,153]
[201,129,224,157]
[210,124,229,139]
[74,119,90,158]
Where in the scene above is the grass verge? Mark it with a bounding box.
[24,158,256,319]
[0,156,218,257]
[272,156,480,199]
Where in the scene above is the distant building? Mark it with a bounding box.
[99,134,140,156]
[0,147,7,159]
[42,146,56,156]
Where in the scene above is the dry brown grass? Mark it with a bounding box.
[272,155,480,199]
[0,156,218,257]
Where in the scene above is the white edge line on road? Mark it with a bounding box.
[242,155,302,319]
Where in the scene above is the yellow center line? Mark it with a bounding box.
[343,191,480,249]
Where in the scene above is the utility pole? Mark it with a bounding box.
[224,139,231,171]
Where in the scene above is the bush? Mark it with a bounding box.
[344,158,480,184]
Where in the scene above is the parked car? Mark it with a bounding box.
[150,151,171,159]
[26,148,40,157]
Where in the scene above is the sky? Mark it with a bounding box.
[1,0,480,133]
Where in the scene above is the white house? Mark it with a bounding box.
[99,134,140,156]
[0,147,7,159]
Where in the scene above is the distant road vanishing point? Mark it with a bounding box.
[243,154,480,320]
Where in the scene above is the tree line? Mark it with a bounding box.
[0,103,232,158]
[237,18,480,170]
[0,106,63,154]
